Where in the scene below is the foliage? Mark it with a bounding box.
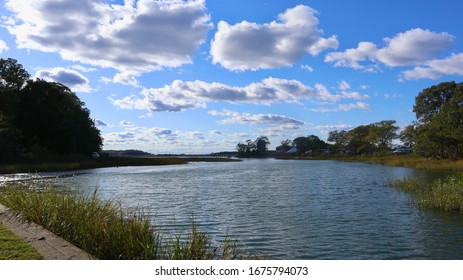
[237,136,270,157]
[292,135,329,155]
[0,57,102,160]
[327,120,399,155]
[411,81,463,159]
[388,174,463,213]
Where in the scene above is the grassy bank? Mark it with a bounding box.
[388,175,463,213]
[355,154,463,171]
[291,154,463,171]
[0,156,240,174]
[0,185,243,260]
[0,222,43,260]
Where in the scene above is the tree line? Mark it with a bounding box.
[0,58,102,162]
[238,81,463,160]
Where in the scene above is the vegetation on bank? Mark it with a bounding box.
[0,156,240,174]
[1,58,102,161]
[0,185,244,260]
[0,222,44,260]
[388,175,463,213]
[335,154,463,171]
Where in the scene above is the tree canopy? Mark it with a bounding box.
[0,58,102,161]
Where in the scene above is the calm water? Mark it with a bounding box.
[4,159,463,259]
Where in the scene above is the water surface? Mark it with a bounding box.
[4,159,463,259]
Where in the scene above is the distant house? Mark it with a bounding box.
[286,147,297,154]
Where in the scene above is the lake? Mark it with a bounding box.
[4,159,463,259]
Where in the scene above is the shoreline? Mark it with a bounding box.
[0,156,241,175]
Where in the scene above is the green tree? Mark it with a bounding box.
[327,130,349,153]
[412,81,463,159]
[0,58,30,116]
[254,136,270,156]
[293,135,328,155]
[368,120,399,154]
[0,113,22,161]
[17,80,102,156]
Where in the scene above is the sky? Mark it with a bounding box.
[1,0,463,154]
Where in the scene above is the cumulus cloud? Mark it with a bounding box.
[325,28,455,70]
[110,77,363,112]
[119,120,134,127]
[4,0,212,76]
[311,102,370,113]
[95,119,108,127]
[209,109,304,128]
[401,53,463,80]
[210,5,338,71]
[109,77,370,112]
[0,40,9,53]
[35,67,92,92]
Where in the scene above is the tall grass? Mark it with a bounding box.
[388,175,463,213]
[0,184,245,260]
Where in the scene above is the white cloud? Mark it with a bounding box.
[70,65,97,73]
[0,40,9,53]
[109,77,370,113]
[95,119,108,127]
[109,77,339,112]
[119,120,134,127]
[312,102,370,113]
[34,67,92,92]
[401,53,463,80]
[210,5,338,71]
[4,0,212,76]
[338,80,350,91]
[325,28,454,70]
[209,109,304,128]
[301,64,314,72]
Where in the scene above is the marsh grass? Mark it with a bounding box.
[0,184,247,260]
[160,221,241,260]
[388,175,463,213]
[0,157,240,174]
[0,185,159,259]
[358,155,463,171]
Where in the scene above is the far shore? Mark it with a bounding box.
[0,156,241,175]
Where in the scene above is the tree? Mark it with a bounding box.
[254,136,270,156]
[327,130,349,153]
[0,113,22,161]
[236,136,270,157]
[411,81,463,159]
[293,135,328,155]
[0,57,103,160]
[399,124,418,148]
[413,81,457,124]
[368,120,399,154]
[17,80,102,155]
[0,58,30,116]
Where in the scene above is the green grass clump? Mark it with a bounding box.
[0,185,159,260]
[162,221,240,260]
[388,175,463,213]
[0,185,246,260]
[0,222,43,260]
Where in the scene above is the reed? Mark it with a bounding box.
[0,185,159,260]
[0,184,246,260]
[388,175,463,213]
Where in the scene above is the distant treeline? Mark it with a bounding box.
[238,81,463,160]
[0,58,102,162]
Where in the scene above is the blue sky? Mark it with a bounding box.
[1,0,462,153]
